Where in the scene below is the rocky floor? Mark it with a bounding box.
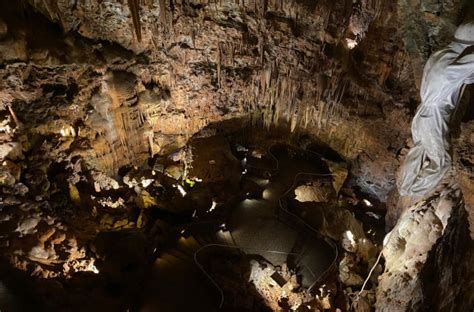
[1,128,387,311]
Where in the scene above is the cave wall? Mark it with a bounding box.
[397,0,463,85]
[378,2,474,308]
[0,0,419,200]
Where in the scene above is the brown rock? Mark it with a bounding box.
[294,181,335,203]
[0,36,28,62]
[377,179,472,311]
[0,142,23,161]
[0,18,7,39]
[38,227,56,244]
[2,160,21,181]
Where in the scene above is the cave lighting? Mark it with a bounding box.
[262,188,272,200]
[241,198,254,207]
[141,178,154,188]
[175,184,187,197]
[208,200,217,212]
[90,264,100,274]
[254,178,269,187]
[362,199,373,207]
[79,260,100,274]
[345,230,356,245]
[59,125,76,137]
[366,211,381,219]
[346,38,358,49]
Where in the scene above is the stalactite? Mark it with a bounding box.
[290,113,297,132]
[243,31,351,133]
[127,0,142,41]
[159,0,167,29]
[41,0,61,27]
[217,42,222,88]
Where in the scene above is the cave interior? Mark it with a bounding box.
[0,0,473,311]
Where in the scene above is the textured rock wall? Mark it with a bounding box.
[453,121,474,238]
[377,176,474,311]
[0,0,418,200]
[397,0,463,86]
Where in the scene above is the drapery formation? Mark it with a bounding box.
[399,31,474,196]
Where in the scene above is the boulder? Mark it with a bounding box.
[294,181,335,203]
